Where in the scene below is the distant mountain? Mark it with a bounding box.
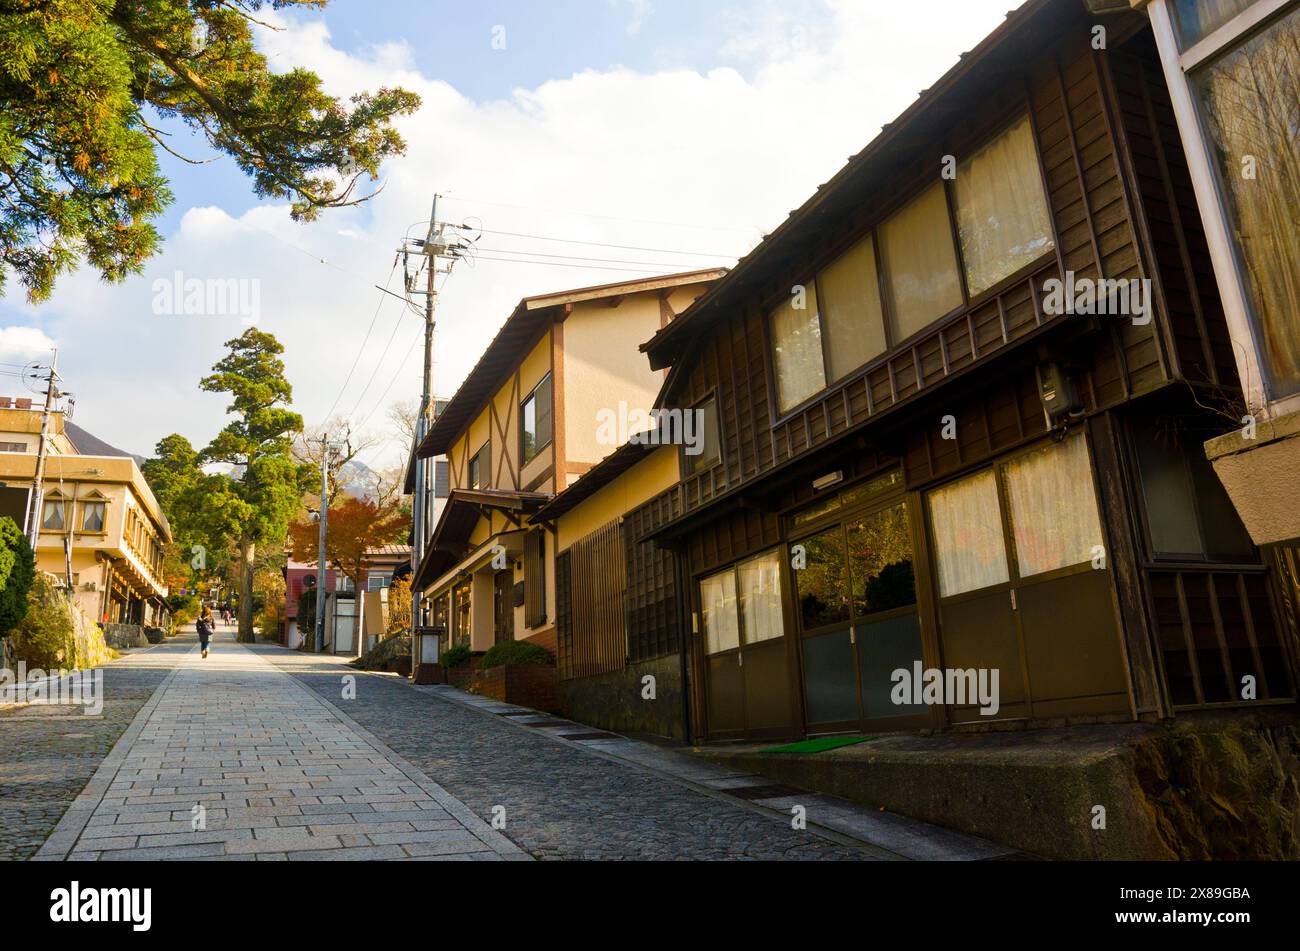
[338,459,378,500]
[64,420,147,467]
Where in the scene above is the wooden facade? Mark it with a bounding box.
[618,0,1299,742]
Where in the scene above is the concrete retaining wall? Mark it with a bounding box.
[558,653,686,741]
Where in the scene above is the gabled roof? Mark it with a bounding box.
[641,0,1073,379]
[416,268,727,460]
[412,488,551,589]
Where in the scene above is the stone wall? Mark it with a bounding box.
[469,665,559,713]
[103,624,149,650]
[557,653,685,741]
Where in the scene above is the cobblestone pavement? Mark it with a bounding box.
[256,646,889,860]
[0,640,175,861]
[30,631,522,862]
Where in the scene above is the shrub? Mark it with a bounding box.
[7,574,75,669]
[479,639,553,670]
[440,642,472,669]
[0,515,35,637]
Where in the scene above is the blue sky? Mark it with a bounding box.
[0,0,1015,466]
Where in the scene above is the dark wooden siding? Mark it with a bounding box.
[1105,34,1241,390]
[664,36,1176,524]
[554,520,626,681]
[624,499,683,663]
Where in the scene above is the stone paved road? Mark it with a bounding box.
[30,631,522,862]
[255,646,886,861]
[0,641,173,861]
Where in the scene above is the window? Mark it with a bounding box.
[1193,7,1300,395]
[847,503,916,615]
[524,529,547,627]
[434,460,450,498]
[819,234,888,382]
[878,182,964,342]
[954,115,1056,297]
[468,442,490,490]
[928,470,1010,597]
[794,527,850,629]
[700,550,784,655]
[1132,417,1255,559]
[927,432,1107,597]
[0,441,25,452]
[366,573,392,592]
[1172,0,1261,47]
[453,580,472,646]
[684,397,721,476]
[81,500,106,533]
[769,284,826,412]
[41,497,65,531]
[521,374,553,466]
[700,569,739,655]
[1001,433,1104,577]
[433,593,450,632]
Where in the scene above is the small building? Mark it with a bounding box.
[0,404,171,627]
[410,270,725,659]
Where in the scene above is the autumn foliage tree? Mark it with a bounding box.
[288,495,408,595]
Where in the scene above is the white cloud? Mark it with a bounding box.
[16,0,1015,468]
[0,326,57,362]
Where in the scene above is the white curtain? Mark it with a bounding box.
[701,570,739,655]
[928,469,1009,597]
[818,233,887,381]
[955,115,1056,297]
[878,182,964,341]
[739,550,784,644]
[770,285,826,412]
[1002,432,1105,577]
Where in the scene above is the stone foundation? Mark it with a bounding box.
[557,653,686,741]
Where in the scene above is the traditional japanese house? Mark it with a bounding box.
[604,0,1300,743]
[411,270,723,658]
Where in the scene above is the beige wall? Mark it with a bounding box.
[557,446,679,551]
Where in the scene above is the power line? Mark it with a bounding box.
[475,246,725,269]
[356,328,424,433]
[438,194,756,235]
[322,260,400,422]
[347,290,417,420]
[464,226,738,259]
[468,254,684,275]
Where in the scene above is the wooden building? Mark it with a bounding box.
[544,0,1299,744]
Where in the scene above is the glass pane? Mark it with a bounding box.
[858,612,926,719]
[848,502,916,616]
[42,500,64,530]
[879,182,964,342]
[928,470,1009,597]
[1194,9,1300,396]
[1002,432,1104,577]
[794,527,850,629]
[686,398,721,475]
[700,570,739,655]
[818,234,887,380]
[522,393,537,462]
[1173,0,1260,47]
[536,375,553,449]
[955,115,1056,296]
[770,284,826,412]
[739,551,784,644]
[802,628,859,725]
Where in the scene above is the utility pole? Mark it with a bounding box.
[314,437,336,653]
[25,350,61,549]
[405,194,454,634]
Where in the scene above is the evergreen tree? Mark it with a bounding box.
[0,0,420,302]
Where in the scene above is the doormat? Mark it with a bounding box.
[760,736,877,754]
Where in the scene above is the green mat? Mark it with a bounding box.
[760,736,877,754]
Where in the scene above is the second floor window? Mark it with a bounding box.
[766,112,1055,416]
[42,498,65,531]
[684,397,721,476]
[521,373,553,466]
[81,500,106,532]
[468,441,490,490]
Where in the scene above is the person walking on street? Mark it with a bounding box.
[198,604,215,659]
